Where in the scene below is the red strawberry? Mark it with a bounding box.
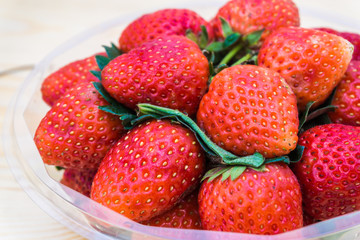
[41,54,103,106]
[34,82,125,169]
[102,35,209,116]
[60,168,97,197]
[291,124,360,221]
[314,27,340,35]
[315,28,360,61]
[328,61,360,126]
[119,9,213,52]
[340,32,360,60]
[90,119,205,222]
[211,0,300,40]
[198,163,303,234]
[196,65,299,158]
[258,27,353,111]
[143,190,202,229]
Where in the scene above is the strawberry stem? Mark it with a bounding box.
[219,44,242,65]
[231,53,252,66]
[138,103,266,168]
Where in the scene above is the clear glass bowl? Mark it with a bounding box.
[3,1,360,239]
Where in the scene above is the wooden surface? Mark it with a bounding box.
[1,0,360,239]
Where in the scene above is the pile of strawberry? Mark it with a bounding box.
[34,0,360,236]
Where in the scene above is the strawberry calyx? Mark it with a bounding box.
[92,81,137,127]
[91,43,123,80]
[137,103,264,168]
[186,25,209,50]
[198,18,263,78]
[298,100,337,134]
[201,144,305,183]
[137,103,304,167]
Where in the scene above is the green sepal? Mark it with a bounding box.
[95,55,111,70]
[137,103,267,168]
[94,43,123,71]
[103,43,122,60]
[299,101,316,130]
[202,164,270,183]
[206,41,224,52]
[186,29,198,44]
[202,166,231,182]
[186,26,210,50]
[244,29,264,46]
[229,166,247,181]
[92,82,118,106]
[288,144,305,163]
[92,82,136,128]
[223,33,241,49]
[55,166,65,171]
[199,25,209,49]
[306,105,337,122]
[214,63,228,74]
[90,70,102,81]
[98,105,137,129]
[265,155,290,165]
[220,17,233,38]
[299,101,337,133]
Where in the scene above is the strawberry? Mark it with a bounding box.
[60,168,97,197]
[90,119,205,222]
[34,82,125,169]
[198,163,303,234]
[119,9,213,52]
[314,27,339,35]
[142,190,202,229]
[340,32,360,60]
[291,124,360,221]
[196,65,299,158]
[101,35,209,116]
[328,61,360,126]
[258,27,353,111]
[211,0,300,41]
[315,28,360,61]
[41,53,103,106]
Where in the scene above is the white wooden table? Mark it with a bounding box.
[1,0,359,239]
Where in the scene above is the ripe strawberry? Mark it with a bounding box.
[41,54,103,106]
[102,35,209,116]
[90,119,205,222]
[60,168,97,197]
[119,9,213,52]
[34,82,125,169]
[315,28,360,61]
[142,190,202,229]
[196,65,299,158]
[328,61,360,126]
[211,0,300,40]
[314,27,339,35]
[258,27,353,111]
[340,32,360,60]
[198,163,303,234]
[291,124,360,221]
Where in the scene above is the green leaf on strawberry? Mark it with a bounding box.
[219,17,233,38]
[298,101,337,133]
[199,18,264,75]
[92,82,136,128]
[91,43,123,80]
